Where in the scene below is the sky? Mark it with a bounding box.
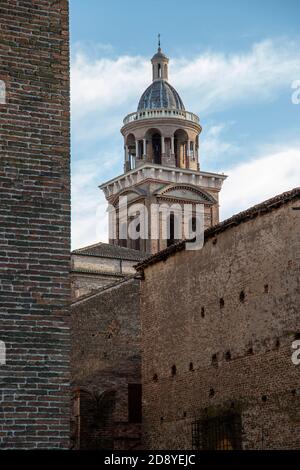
[70,0,300,249]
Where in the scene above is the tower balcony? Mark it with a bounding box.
[123,108,200,125]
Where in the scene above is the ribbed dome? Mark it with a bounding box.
[137,80,185,111]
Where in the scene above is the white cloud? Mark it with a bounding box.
[70,38,300,249]
[201,123,240,164]
[220,146,300,220]
[71,38,300,122]
[71,144,300,250]
[71,154,119,250]
[172,39,300,113]
[72,41,115,56]
[71,53,149,118]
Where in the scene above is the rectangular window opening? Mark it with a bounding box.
[128,383,142,423]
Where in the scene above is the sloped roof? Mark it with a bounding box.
[72,242,148,261]
[135,187,300,271]
[71,273,141,306]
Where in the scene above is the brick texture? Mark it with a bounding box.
[140,200,300,449]
[0,0,70,449]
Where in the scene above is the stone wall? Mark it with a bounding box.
[71,277,142,449]
[71,271,125,301]
[71,254,137,276]
[0,0,70,449]
[140,197,300,449]
[71,254,139,300]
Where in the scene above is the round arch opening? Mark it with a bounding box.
[174,129,188,168]
[145,128,162,164]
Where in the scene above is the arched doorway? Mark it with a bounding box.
[71,388,116,450]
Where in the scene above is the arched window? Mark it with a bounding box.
[125,133,136,170]
[158,63,161,78]
[174,129,188,168]
[152,133,161,164]
[145,129,162,164]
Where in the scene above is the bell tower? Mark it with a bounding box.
[100,43,226,254]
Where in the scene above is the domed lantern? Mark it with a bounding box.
[121,42,201,172]
[100,39,227,255]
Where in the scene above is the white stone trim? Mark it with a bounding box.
[100,164,227,198]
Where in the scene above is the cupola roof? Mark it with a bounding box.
[137,80,185,111]
[137,40,185,111]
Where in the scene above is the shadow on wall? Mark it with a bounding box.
[71,388,116,450]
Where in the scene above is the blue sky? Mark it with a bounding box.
[70,0,300,249]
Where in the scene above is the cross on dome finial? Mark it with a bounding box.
[151,36,169,81]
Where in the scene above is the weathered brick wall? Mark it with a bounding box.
[71,388,116,450]
[71,278,141,449]
[0,0,70,449]
[141,200,300,449]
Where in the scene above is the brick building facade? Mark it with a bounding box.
[1,3,298,450]
[70,277,142,449]
[0,0,70,448]
[136,189,300,450]
[71,242,146,301]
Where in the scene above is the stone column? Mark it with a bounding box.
[192,141,196,159]
[135,140,139,159]
[124,145,130,172]
[171,136,175,155]
[186,139,190,168]
[143,138,147,158]
[161,136,165,154]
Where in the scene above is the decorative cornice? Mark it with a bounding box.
[155,183,217,203]
[100,163,227,199]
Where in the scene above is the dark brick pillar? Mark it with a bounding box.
[0,0,70,448]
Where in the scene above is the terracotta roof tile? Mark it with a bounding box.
[72,242,148,261]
